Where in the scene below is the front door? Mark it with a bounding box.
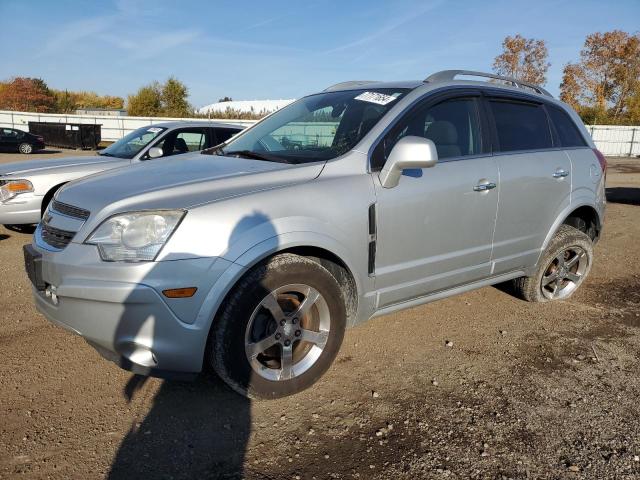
[371,94,499,308]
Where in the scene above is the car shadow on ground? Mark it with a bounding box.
[3,224,36,234]
[108,211,278,479]
[606,187,640,206]
[0,234,9,241]
[108,374,251,479]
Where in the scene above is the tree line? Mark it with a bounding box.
[0,76,194,118]
[1,29,638,124]
[493,30,640,124]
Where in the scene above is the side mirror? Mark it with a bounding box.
[148,147,164,159]
[379,136,438,188]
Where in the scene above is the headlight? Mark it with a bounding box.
[86,210,185,262]
[0,179,34,202]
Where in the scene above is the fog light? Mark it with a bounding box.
[45,285,58,305]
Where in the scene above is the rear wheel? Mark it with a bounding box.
[512,225,593,302]
[18,143,33,154]
[210,253,347,399]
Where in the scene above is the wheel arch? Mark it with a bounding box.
[538,202,602,266]
[41,182,67,216]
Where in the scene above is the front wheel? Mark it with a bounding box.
[210,253,347,399]
[512,224,593,302]
[19,143,33,154]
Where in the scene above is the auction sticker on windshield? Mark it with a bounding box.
[354,91,397,106]
[147,127,163,133]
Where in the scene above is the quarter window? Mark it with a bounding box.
[548,106,587,147]
[372,97,482,170]
[489,100,552,152]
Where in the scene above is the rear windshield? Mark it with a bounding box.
[209,88,410,164]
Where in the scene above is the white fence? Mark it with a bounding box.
[0,110,256,142]
[1,109,639,157]
[585,125,640,157]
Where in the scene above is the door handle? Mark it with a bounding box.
[473,182,497,192]
[553,170,569,178]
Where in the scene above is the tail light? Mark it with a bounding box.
[592,148,607,173]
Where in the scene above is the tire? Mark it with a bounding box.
[210,253,347,399]
[18,143,33,154]
[512,224,593,303]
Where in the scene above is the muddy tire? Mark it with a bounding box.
[512,225,593,303]
[209,253,346,399]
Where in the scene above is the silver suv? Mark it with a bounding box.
[25,70,606,398]
[0,121,243,226]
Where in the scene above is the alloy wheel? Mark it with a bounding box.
[540,246,588,300]
[244,283,330,381]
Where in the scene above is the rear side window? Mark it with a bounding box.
[548,106,587,147]
[490,100,552,152]
[214,127,240,144]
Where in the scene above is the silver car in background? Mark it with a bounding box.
[25,70,606,399]
[0,121,244,226]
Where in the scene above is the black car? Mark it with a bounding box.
[0,128,45,154]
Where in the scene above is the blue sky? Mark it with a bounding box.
[1,0,638,108]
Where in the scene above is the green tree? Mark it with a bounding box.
[127,82,162,117]
[161,77,191,117]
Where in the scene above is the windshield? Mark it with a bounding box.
[206,88,410,164]
[99,126,167,159]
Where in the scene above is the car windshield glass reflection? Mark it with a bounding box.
[99,126,167,159]
[205,88,410,164]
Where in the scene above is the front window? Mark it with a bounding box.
[206,88,410,164]
[98,126,167,159]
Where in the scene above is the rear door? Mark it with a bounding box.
[372,91,500,308]
[486,96,571,273]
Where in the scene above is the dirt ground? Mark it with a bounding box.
[1,154,639,479]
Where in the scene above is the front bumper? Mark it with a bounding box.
[31,241,235,375]
[0,194,42,225]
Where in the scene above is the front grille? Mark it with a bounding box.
[51,200,90,220]
[41,224,75,249]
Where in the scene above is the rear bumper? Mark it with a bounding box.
[0,194,42,225]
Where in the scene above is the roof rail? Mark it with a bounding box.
[424,70,552,98]
[323,80,377,92]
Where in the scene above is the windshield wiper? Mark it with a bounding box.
[223,150,291,163]
[97,151,115,157]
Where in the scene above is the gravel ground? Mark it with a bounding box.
[0,154,639,479]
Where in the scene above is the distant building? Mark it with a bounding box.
[198,99,295,115]
[75,108,127,117]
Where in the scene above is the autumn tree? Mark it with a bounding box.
[127,82,163,116]
[161,77,191,117]
[493,34,550,85]
[0,77,56,112]
[127,78,191,117]
[560,30,640,123]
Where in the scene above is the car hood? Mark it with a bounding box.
[0,155,120,177]
[56,153,325,217]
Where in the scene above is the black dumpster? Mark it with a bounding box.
[28,122,102,150]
